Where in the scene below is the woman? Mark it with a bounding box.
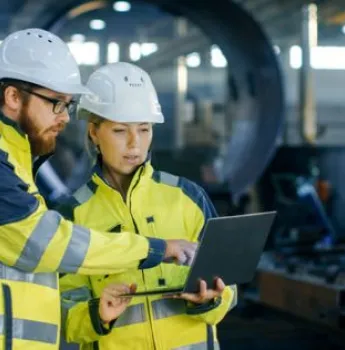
[60,62,237,350]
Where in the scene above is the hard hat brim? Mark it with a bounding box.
[0,70,92,96]
[77,106,164,124]
[46,83,92,95]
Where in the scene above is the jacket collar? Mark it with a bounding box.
[0,112,29,151]
[0,111,54,176]
[92,155,153,195]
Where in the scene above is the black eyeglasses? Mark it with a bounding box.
[20,87,77,115]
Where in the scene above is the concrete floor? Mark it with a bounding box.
[218,302,345,350]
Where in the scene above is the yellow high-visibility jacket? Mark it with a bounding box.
[60,161,238,350]
[0,113,166,350]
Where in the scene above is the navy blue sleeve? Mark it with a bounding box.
[88,298,117,335]
[54,196,80,221]
[139,237,167,269]
[186,297,222,314]
[0,150,39,225]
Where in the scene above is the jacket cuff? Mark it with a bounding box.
[88,298,116,335]
[139,237,166,269]
[186,297,222,315]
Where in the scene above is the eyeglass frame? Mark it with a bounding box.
[19,87,77,115]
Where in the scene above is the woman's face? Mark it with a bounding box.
[89,120,153,175]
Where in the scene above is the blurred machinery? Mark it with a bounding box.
[35,0,284,209]
[257,163,345,331]
[31,2,345,338]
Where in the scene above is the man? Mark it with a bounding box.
[0,28,196,350]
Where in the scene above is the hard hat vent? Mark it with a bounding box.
[26,31,53,43]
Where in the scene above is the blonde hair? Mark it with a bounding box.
[83,111,106,159]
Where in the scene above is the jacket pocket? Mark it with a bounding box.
[1,283,13,350]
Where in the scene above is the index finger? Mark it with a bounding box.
[214,278,225,292]
[105,284,131,296]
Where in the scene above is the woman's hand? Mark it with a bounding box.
[169,278,225,304]
[99,283,137,324]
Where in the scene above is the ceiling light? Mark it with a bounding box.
[71,34,85,42]
[186,52,201,68]
[141,43,158,56]
[113,1,131,12]
[129,43,141,61]
[90,19,106,30]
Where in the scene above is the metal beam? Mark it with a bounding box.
[254,0,306,24]
[299,3,318,145]
[136,1,309,71]
[241,0,278,12]
[265,1,345,46]
[138,28,210,71]
[9,0,48,33]
[320,0,345,24]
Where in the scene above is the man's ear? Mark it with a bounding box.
[4,86,23,113]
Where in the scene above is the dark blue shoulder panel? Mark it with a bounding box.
[0,150,39,225]
[178,177,218,220]
[152,170,218,240]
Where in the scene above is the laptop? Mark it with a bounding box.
[124,211,276,296]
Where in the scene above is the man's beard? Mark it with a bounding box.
[18,106,61,157]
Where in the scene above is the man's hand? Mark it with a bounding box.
[164,239,198,266]
[99,283,136,324]
[169,278,225,304]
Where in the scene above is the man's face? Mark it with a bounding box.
[18,88,72,156]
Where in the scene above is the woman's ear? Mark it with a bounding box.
[88,122,99,146]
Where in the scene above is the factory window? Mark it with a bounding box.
[129,43,141,61]
[107,42,120,63]
[211,45,227,68]
[290,45,345,70]
[290,45,302,69]
[141,43,158,56]
[68,41,99,65]
[186,52,201,68]
[129,42,158,61]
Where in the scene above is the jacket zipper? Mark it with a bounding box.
[207,324,214,350]
[147,219,165,285]
[128,168,157,350]
[2,283,13,350]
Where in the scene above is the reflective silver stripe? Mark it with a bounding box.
[152,299,186,320]
[61,287,91,307]
[114,303,146,328]
[0,315,58,344]
[14,211,61,272]
[0,263,57,289]
[229,285,238,311]
[73,185,93,204]
[61,287,92,328]
[58,224,90,273]
[173,342,220,350]
[160,172,179,187]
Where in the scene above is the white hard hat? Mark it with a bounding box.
[79,62,164,123]
[0,28,90,95]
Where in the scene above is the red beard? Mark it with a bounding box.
[18,106,65,156]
